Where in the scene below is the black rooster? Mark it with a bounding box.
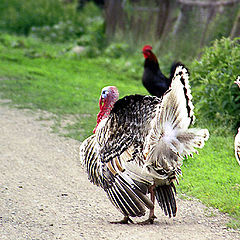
[142,45,183,98]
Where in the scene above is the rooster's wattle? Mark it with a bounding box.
[80,65,209,224]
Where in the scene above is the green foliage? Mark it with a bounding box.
[190,37,240,130]
[178,134,240,220]
[104,43,131,58]
[0,0,78,35]
[30,21,84,42]
[0,0,105,51]
[26,2,105,47]
[77,15,106,50]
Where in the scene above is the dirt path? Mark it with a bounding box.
[0,104,239,240]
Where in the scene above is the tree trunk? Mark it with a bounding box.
[231,9,240,39]
[158,0,178,41]
[200,6,217,47]
[156,0,170,38]
[104,0,125,37]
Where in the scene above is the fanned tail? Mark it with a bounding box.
[144,64,209,175]
[105,173,154,217]
[169,62,186,82]
[155,183,177,218]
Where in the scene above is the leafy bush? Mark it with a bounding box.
[104,43,131,58]
[77,15,105,49]
[30,21,84,42]
[0,0,78,35]
[190,37,240,129]
[28,1,105,45]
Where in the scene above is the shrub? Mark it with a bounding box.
[30,21,84,42]
[104,43,131,58]
[77,15,106,49]
[0,0,78,35]
[190,37,240,129]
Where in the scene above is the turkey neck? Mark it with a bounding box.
[96,100,114,124]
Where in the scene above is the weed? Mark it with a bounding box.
[227,219,240,230]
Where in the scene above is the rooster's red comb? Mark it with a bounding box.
[142,45,152,52]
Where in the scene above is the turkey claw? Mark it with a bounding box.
[137,215,157,225]
[110,216,134,224]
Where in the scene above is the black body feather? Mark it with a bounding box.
[155,183,177,218]
[142,51,184,98]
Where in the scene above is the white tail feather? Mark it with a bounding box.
[235,128,240,165]
[144,65,209,170]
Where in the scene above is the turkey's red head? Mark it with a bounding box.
[93,86,119,133]
[142,45,153,59]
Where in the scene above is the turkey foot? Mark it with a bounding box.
[137,184,157,225]
[110,216,134,224]
[137,215,157,225]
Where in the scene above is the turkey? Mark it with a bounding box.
[142,45,184,98]
[80,64,209,224]
[234,76,240,165]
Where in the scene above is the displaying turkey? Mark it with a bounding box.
[234,76,240,165]
[142,45,184,98]
[80,64,209,224]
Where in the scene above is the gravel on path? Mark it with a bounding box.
[0,104,239,240]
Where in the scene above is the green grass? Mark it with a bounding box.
[0,34,239,228]
[178,133,240,227]
[0,34,146,139]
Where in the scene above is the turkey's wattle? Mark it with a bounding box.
[93,86,119,133]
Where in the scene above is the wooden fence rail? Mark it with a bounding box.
[177,0,240,7]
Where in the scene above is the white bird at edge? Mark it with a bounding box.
[234,75,240,88]
[234,76,240,165]
[79,64,209,224]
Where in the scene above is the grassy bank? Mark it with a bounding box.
[0,34,239,228]
[0,34,146,139]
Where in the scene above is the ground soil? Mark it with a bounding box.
[0,104,239,240]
